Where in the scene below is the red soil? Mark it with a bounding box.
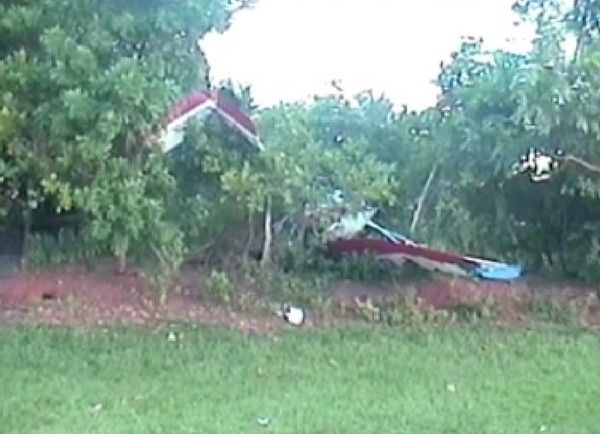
[1,264,599,330]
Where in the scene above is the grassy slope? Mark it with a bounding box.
[1,325,599,434]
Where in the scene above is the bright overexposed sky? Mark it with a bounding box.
[202,0,537,111]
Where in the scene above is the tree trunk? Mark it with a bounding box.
[117,251,127,274]
[410,164,438,235]
[574,34,584,60]
[495,192,519,247]
[243,210,255,260]
[260,196,272,268]
[20,206,32,270]
[115,236,129,274]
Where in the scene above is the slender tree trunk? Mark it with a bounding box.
[410,164,438,235]
[260,196,272,268]
[20,206,32,270]
[574,35,584,60]
[115,236,129,274]
[117,251,127,274]
[243,210,255,260]
[495,192,519,247]
[20,178,33,270]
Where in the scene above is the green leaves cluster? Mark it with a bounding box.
[392,0,600,280]
[0,0,242,278]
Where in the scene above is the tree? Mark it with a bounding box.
[566,0,600,58]
[0,0,249,272]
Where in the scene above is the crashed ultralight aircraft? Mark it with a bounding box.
[157,88,524,282]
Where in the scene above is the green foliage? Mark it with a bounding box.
[0,0,245,281]
[386,1,600,281]
[531,297,575,325]
[75,162,152,269]
[352,299,491,327]
[223,101,398,217]
[25,227,99,267]
[206,270,235,303]
[145,220,186,302]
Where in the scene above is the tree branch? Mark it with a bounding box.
[410,164,438,235]
[564,154,600,175]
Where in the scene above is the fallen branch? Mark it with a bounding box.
[563,154,600,175]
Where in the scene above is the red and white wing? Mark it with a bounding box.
[212,89,264,150]
[160,90,216,152]
[159,89,263,152]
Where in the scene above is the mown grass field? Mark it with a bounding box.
[1,325,599,434]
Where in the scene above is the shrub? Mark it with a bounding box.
[207,270,235,303]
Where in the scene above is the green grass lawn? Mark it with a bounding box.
[1,325,599,434]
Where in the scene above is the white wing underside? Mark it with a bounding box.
[159,100,217,152]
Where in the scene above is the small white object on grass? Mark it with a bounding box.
[277,304,306,326]
[88,403,103,416]
[257,416,270,427]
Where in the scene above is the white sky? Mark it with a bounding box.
[202,0,536,111]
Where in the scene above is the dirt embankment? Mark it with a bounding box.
[1,264,599,331]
